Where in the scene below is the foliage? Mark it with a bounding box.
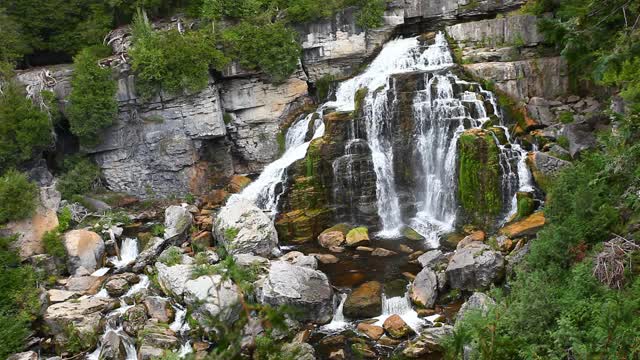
[130,10,228,98]
[0,81,52,169]
[224,227,239,242]
[221,21,301,83]
[159,246,183,266]
[0,170,38,224]
[67,46,117,145]
[0,8,28,68]
[150,223,165,237]
[0,236,41,358]
[353,0,386,29]
[57,157,101,200]
[43,207,72,259]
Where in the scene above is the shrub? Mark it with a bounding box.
[353,0,386,29]
[42,229,66,259]
[56,157,101,200]
[130,10,228,99]
[221,21,301,83]
[67,46,117,145]
[150,224,165,237]
[0,170,38,224]
[159,246,183,266]
[0,81,52,169]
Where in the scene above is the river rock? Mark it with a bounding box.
[130,237,166,272]
[410,267,438,308]
[280,251,318,269]
[499,212,545,238]
[346,227,369,247]
[63,230,105,275]
[403,325,453,357]
[99,330,127,360]
[383,314,414,339]
[123,304,148,336]
[257,261,333,323]
[164,205,193,241]
[417,250,445,269]
[137,320,180,359]
[318,231,345,248]
[281,342,316,360]
[357,323,385,340]
[47,289,77,303]
[143,296,174,323]
[312,253,339,264]
[343,281,382,319]
[371,248,397,257]
[43,297,111,351]
[7,352,38,360]
[156,262,194,299]
[214,199,278,257]
[446,243,505,290]
[104,273,140,297]
[66,275,104,294]
[183,275,242,329]
[456,292,496,323]
[456,230,485,250]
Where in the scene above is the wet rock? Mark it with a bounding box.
[328,349,346,360]
[43,297,111,351]
[311,253,339,264]
[137,320,179,358]
[499,212,545,238]
[99,331,127,360]
[280,251,318,269]
[456,230,485,250]
[371,248,397,257]
[399,244,414,253]
[351,342,377,358]
[7,352,38,360]
[164,205,193,241]
[156,262,194,299]
[257,261,333,323]
[123,304,148,336]
[329,246,346,253]
[446,243,505,291]
[356,246,374,252]
[105,273,140,297]
[456,292,495,323]
[143,296,174,323]
[183,275,242,329]
[383,314,414,339]
[403,325,453,357]
[66,275,104,294]
[228,175,252,193]
[137,345,164,360]
[345,227,369,247]
[214,199,278,257]
[318,231,345,248]
[63,230,105,275]
[357,323,384,340]
[343,281,382,319]
[410,267,438,308]
[402,227,425,241]
[417,250,445,269]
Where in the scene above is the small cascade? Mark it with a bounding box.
[320,293,350,332]
[374,291,424,332]
[170,304,189,334]
[111,237,139,268]
[231,114,325,213]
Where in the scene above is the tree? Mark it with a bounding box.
[0,81,52,169]
[0,8,28,68]
[0,170,38,224]
[67,46,118,145]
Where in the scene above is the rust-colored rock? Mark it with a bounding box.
[499,212,545,238]
[457,230,486,249]
[383,314,414,339]
[357,323,384,340]
[343,281,382,318]
[228,175,252,193]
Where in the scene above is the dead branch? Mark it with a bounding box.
[593,236,639,289]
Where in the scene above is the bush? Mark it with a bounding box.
[222,21,301,82]
[130,10,228,98]
[0,81,52,169]
[67,46,117,145]
[56,157,101,200]
[0,170,38,224]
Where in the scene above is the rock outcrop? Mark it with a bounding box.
[446,243,505,290]
[214,199,279,257]
[183,275,242,330]
[44,297,111,351]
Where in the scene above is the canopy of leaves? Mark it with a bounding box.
[0,9,28,68]
[0,81,52,169]
[0,170,38,224]
[67,46,118,145]
[57,156,102,200]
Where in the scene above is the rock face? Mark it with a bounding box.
[257,261,333,323]
[343,281,382,318]
[447,14,544,48]
[43,297,111,351]
[446,243,505,290]
[63,230,105,275]
[214,199,278,257]
[183,275,242,329]
[164,205,193,240]
[404,0,525,21]
[410,268,438,308]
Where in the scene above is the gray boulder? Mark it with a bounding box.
[410,268,438,308]
[184,275,243,330]
[214,199,278,257]
[446,243,504,291]
[164,205,193,240]
[456,292,496,323]
[156,262,194,299]
[257,261,333,323]
[99,330,128,360]
[417,250,445,269]
[43,297,111,351]
[143,296,174,323]
[563,121,597,158]
[403,325,454,358]
[279,251,318,269]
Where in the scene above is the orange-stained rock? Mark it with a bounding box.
[383,314,414,338]
[456,230,486,249]
[357,323,385,340]
[499,212,545,238]
[228,175,252,193]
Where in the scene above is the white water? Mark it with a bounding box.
[170,304,189,334]
[111,238,139,268]
[231,114,325,212]
[91,267,111,277]
[373,291,424,332]
[321,293,350,332]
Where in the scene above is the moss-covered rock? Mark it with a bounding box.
[346,226,370,247]
[275,208,332,244]
[457,129,502,229]
[402,226,425,241]
[516,192,535,219]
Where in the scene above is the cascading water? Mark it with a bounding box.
[231,113,325,212]
[374,291,424,332]
[110,237,139,268]
[321,293,349,332]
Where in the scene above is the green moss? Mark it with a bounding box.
[516,192,535,219]
[223,113,233,124]
[558,111,574,124]
[353,87,369,118]
[457,131,502,229]
[321,223,351,236]
[402,226,425,241]
[158,246,182,266]
[276,130,286,155]
[224,227,240,242]
[315,74,336,101]
[557,135,570,149]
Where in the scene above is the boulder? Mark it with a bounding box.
[527,152,570,192]
[123,304,148,336]
[446,243,505,290]
[233,254,270,268]
[280,342,316,360]
[403,325,453,358]
[104,273,140,297]
[456,230,485,250]
[456,292,496,323]
[156,262,194,299]
[99,330,127,360]
[402,227,425,241]
[345,227,369,247]
[164,205,193,240]
[318,231,345,248]
[43,297,111,352]
[63,230,105,275]
[47,289,77,303]
[214,199,278,257]
[343,281,382,319]
[563,121,597,158]
[130,237,166,272]
[410,268,438,308]
[371,248,397,257]
[66,275,104,294]
[417,250,445,269]
[312,253,339,264]
[137,320,179,358]
[183,275,242,329]
[279,251,318,269]
[383,314,414,339]
[143,296,175,323]
[7,352,38,360]
[357,323,384,340]
[257,261,333,323]
[499,212,545,238]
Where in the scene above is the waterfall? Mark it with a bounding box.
[320,293,349,332]
[374,291,424,332]
[111,238,139,268]
[231,114,325,212]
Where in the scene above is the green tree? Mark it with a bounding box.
[67,46,117,145]
[0,170,38,224]
[56,157,101,200]
[0,8,28,69]
[0,81,52,169]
